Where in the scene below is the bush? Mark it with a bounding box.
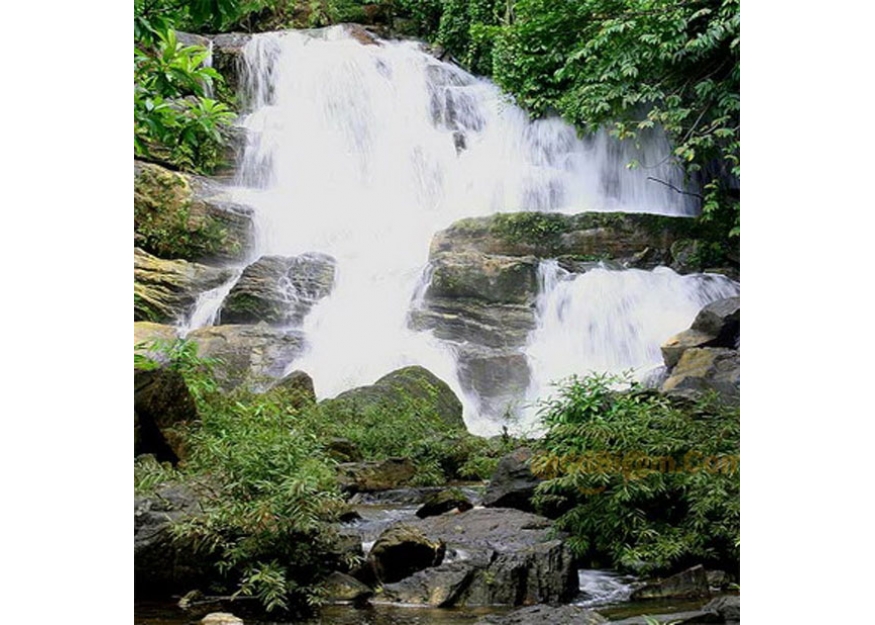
[135,340,348,615]
[531,373,739,576]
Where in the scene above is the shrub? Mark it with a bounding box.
[531,373,739,575]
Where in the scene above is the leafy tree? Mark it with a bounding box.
[494,0,740,237]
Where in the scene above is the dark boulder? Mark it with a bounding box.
[630,565,711,601]
[135,484,216,596]
[416,488,474,519]
[379,508,578,607]
[135,367,198,463]
[367,525,446,584]
[482,448,542,513]
[703,595,740,623]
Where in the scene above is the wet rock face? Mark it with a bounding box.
[135,248,234,324]
[219,253,336,325]
[134,161,254,264]
[375,508,578,608]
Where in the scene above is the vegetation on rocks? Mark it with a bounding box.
[134,340,514,614]
[530,373,740,577]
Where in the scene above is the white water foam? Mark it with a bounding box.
[227,25,712,432]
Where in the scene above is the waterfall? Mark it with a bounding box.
[521,262,740,431]
[225,25,718,432]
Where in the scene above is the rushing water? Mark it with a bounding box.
[178,25,737,433]
[520,262,740,429]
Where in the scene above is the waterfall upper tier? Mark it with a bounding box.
[168,24,741,435]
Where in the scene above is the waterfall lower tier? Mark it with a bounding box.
[520,263,739,432]
[203,25,732,434]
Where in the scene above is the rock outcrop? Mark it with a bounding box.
[186,324,306,389]
[135,248,234,323]
[219,253,335,325]
[135,367,198,463]
[321,366,465,431]
[660,297,740,404]
[135,160,254,263]
[375,508,578,607]
[413,211,700,420]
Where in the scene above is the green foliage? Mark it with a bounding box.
[531,373,739,575]
[135,28,236,174]
[298,392,499,484]
[173,383,347,613]
[493,0,740,237]
[400,0,740,239]
[491,211,569,250]
[135,454,181,494]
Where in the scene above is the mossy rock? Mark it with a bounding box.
[219,253,336,325]
[134,248,233,323]
[323,366,465,432]
[430,211,692,267]
[134,161,253,263]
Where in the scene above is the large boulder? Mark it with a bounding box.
[134,160,253,263]
[337,457,416,493]
[482,448,542,513]
[321,366,464,431]
[367,525,446,584]
[662,348,740,403]
[135,484,216,596]
[135,367,198,463]
[630,565,711,601]
[135,248,234,323]
[429,212,683,264]
[661,297,740,368]
[219,253,335,325]
[186,324,306,389]
[377,508,578,608]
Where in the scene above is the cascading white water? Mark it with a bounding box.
[229,25,715,431]
[521,262,740,430]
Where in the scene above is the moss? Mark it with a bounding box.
[134,162,235,261]
[490,212,569,252]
